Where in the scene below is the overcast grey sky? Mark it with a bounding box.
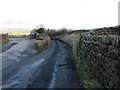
[0,0,119,30]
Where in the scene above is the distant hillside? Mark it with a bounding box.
[0,29,32,36]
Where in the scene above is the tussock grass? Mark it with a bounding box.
[57,33,80,55]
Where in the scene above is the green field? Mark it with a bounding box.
[0,29,32,36]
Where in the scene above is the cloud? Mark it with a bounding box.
[0,0,119,29]
[3,19,25,25]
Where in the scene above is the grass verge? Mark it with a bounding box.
[0,40,9,44]
[74,55,104,88]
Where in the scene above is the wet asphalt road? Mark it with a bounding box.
[2,40,81,88]
[0,43,17,53]
[0,38,28,53]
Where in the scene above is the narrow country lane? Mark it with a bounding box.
[2,40,81,88]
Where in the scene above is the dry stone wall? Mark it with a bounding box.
[33,35,51,52]
[0,34,9,42]
[79,35,120,88]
